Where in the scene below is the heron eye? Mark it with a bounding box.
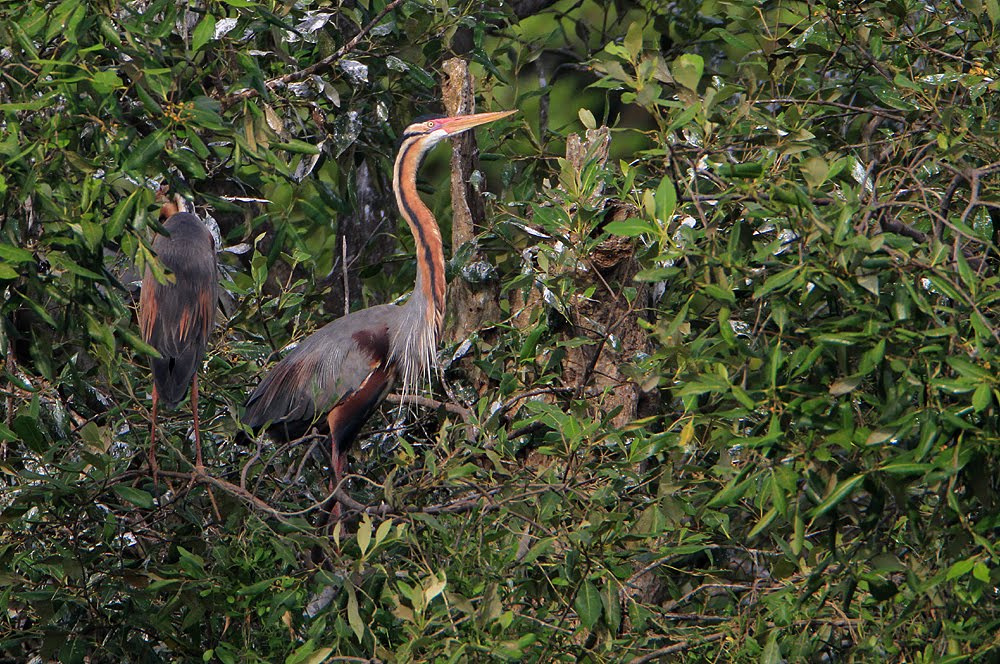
[426,121,436,129]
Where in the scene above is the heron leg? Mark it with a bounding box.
[325,410,346,522]
[331,440,346,521]
[191,373,204,470]
[149,384,160,485]
[179,374,220,519]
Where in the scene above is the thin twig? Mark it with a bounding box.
[628,632,726,664]
[385,393,474,420]
[499,386,579,414]
[157,469,299,524]
[754,97,906,122]
[342,235,350,317]
[626,545,781,589]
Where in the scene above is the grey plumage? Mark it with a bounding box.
[140,212,218,408]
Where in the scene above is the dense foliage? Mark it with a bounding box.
[3,0,1000,661]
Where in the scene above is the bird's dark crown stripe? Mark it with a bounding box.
[395,137,444,318]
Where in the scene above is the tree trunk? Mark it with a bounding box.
[441,58,504,391]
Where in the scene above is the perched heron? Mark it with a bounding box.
[139,194,218,475]
[243,110,515,514]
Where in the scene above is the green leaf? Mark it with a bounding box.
[801,155,829,188]
[447,462,479,479]
[810,474,865,518]
[168,146,208,179]
[345,581,365,642]
[987,0,1000,23]
[91,69,123,94]
[708,476,751,508]
[624,21,643,60]
[0,422,17,442]
[273,140,322,155]
[13,416,45,453]
[716,162,764,178]
[286,640,333,664]
[423,572,447,604]
[374,517,393,546]
[0,244,35,263]
[747,507,778,539]
[519,537,554,565]
[113,485,154,509]
[601,581,622,633]
[879,463,931,475]
[0,92,58,112]
[972,384,992,412]
[605,217,655,237]
[124,130,167,171]
[106,190,141,240]
[654,175,676,223]
[955,250,976,295]
[192,14,216,52]
[236,579,273,596]
[946,357,992,381]
[578,107,596,130]
[760,630,782,664]
[668,103,699,131]
[946,557,976,580]
[754,266,801,299]
[829,376,861,396]
[870,85,919,111]
[519,323,547,362]
[635,266,679,282]
[356,514,372,555]
[48,253,103,280]
[574,580,602,629]
[731,385,756,410]
[671,54,704,91]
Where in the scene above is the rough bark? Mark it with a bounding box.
[441,58,503,359]
[561,129,650,427]
[509,128,653,428]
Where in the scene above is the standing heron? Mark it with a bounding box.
[244,110,515,513]
[139,194,218,475]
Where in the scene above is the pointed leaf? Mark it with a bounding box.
[356,514,372,556]
[810,474,865,518]
[624,21,643,59]
[605,217,655,237]
[124,130,166,171]
[654,175,676,223]
[574,580,602,629]
[192,14,216,52]
[345,582,364,642]
[113,485,154,508]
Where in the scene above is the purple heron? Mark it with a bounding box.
[139,194,217,475]
[243,110,515,513]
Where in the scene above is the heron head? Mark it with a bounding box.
[402,110,517,150]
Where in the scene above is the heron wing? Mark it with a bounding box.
[243,304,399,442]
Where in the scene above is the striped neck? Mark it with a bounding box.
[393,135,446,335]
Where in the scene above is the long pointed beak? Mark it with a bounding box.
[438,110,517,135]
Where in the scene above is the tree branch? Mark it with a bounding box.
[221,0,406,108]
